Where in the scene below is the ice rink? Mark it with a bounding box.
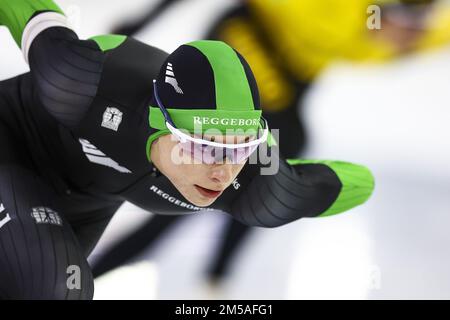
[1,0,450,299]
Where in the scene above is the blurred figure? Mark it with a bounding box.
[93,0,450,291]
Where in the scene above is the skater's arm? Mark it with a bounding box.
[228,147,375,228]
[0,0,116,128]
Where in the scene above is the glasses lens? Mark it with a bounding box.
[223,145,258,164]
[178,140,217,164]
[178,141,257,164]
[174,119,266,164]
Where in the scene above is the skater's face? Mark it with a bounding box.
[150,134,247,207]
[372,4,434,53]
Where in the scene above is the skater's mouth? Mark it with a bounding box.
[194,185,223,199]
